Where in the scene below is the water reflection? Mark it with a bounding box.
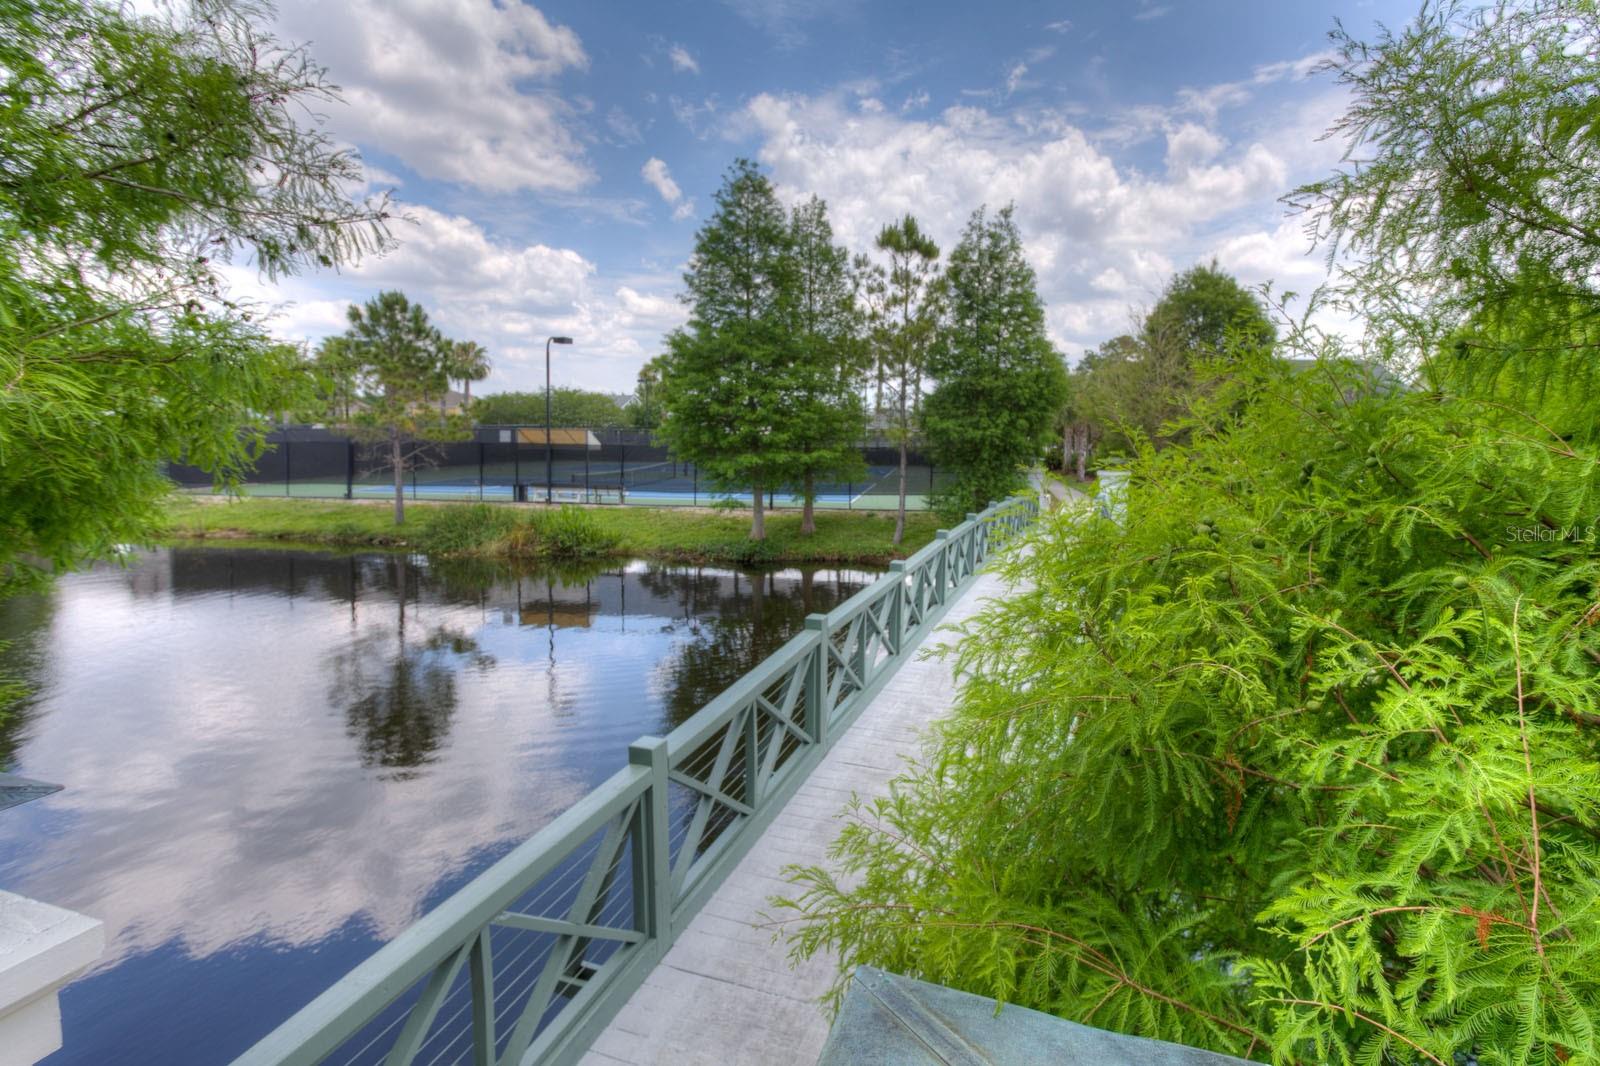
[0,547,874,1066]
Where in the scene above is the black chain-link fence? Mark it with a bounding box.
[166,426,949,510]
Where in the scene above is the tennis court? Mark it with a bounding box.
[170,427,949,510]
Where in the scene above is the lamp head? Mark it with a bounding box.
[550,336,574,345]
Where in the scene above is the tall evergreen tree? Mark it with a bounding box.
[923,205,1067,517]
[334,291,468,525]
[860,216,941,545]
[659,159,799,540]
[786,196,867,534]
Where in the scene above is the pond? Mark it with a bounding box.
[0,547,878,1066]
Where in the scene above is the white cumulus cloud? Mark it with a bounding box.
[272,0,592,193]
[742,88,1320,354]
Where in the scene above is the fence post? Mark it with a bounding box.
[478,443,484,502]
[345,439,354,499]
[935,530,949,600]
[888,560,907,649]
[469,929,493,1066]
[628,738,672,944]
[283,436,291,497]
[803,616,828,745]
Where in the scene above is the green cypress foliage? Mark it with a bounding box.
[786,196,867,534]
[1288,0,1600,403]
[659,159,798,540]
[780,347,1600,1063]
[923,205,1067,518]
[0,0,389,588]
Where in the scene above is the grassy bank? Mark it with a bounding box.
[161,496,943,565]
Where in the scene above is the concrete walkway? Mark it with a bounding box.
[582,565,1016,1066]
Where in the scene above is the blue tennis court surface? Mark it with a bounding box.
[207,462,946,509]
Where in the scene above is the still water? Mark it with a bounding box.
[0,547,876,1065]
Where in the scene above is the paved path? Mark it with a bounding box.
[582,565,1016,1066]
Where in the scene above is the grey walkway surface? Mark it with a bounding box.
[582,565,1015,1066]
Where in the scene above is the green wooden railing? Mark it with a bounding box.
[231,495,1039,1066]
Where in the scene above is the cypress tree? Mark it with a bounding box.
[786,196,867,534]
[860,216,941,545]
[923,205,1067,517]
[659,159,798,540]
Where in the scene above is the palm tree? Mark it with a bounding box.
[448,340,491,413]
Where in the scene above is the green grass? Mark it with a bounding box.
[161,496,944,565]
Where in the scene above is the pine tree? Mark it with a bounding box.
[786,196,867,535]
[923,205,1067,517]
[335,291,469,525]
[860,216,941,545]
[659,159,800,540]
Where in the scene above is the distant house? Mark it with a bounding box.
[432,390,467,416]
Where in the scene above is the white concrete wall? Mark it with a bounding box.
[0,892,105,1066]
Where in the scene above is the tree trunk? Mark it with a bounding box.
[801,470,816,535]
[391,427,405,525]
[1063,424,1072,474]
[1075,427,1090,481]
[751,478,766,540]
[894,377,908,546]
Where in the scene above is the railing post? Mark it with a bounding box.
[966,513,980,569]
[803,616,828,745]
[628,738,672,943]
[934,530,949,601]
[887,561,907,649]
[469,929,494,1066]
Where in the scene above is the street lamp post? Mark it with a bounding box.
[545,336,573,504]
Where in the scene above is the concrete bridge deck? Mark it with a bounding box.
[582,564,1013,1066]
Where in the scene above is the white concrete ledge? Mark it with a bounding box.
[0,891,105,1066]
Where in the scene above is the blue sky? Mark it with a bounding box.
[223,0,1416,395]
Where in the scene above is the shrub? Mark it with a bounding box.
[704,537,778,567]
[476,505,619,560]
[527,505,619,558]
[780,352,1600,1064]
[413,504,518,555]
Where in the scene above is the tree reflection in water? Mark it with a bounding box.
[638,564,866,730]
[326,556,497,779]
[0,546,882,1066]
